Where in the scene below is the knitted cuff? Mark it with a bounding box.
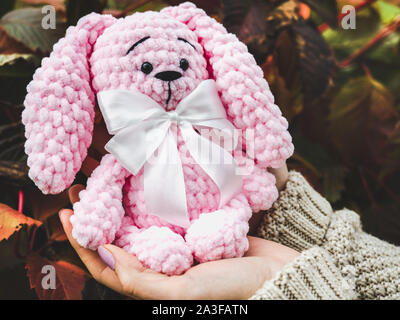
[249,247,355,300]
[257,171,332,252]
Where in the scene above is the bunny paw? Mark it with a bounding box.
[185,209,250,263]
[117,226,193,275]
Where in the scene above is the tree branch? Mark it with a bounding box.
[339,16,400,68]
[318,0,377,32]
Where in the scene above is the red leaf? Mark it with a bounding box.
[0,203,42,242]
[26,253,87,300]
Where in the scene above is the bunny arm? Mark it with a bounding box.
[115,216,193,275]
[232,151,279,212]
[70,154,130,250]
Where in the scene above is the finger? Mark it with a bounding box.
[245,236,268,257]
[245,236,300,262]
[68,185,85,204]
[268,163,289,191]
[102,244,187,300]
[245,236,290,256]
[59,209,124,293]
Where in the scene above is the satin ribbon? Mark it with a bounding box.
[97,80,242,227]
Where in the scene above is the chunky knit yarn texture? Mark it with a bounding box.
[21,2,293,275]
[251,171,400,300]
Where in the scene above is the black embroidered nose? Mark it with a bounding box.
[155,71,182,81]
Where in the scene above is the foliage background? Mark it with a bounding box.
[0,0,399,299]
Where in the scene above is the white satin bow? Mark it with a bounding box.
[97,80,242,227]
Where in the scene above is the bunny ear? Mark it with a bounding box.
[161,2,294,168]
[22,13,116,194]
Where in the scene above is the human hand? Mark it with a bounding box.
[60,209,299,300]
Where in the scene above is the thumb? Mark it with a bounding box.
[99,244,176,299]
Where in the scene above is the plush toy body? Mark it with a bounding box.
[22,2,293,275]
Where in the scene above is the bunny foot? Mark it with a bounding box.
[115,223,193,275]
[185,198,251,263]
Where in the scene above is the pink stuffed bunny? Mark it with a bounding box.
[22,2,293,275]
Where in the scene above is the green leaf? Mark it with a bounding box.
[375,0,400,25]
[0,8,66,53]
[364,32,400,97]
[323,6,381,60]
[300,0,338,28]
[366,32,400,66]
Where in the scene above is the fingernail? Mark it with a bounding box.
[98,246,115,270]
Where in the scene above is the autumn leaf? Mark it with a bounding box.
[328,75,399,166]
[0,203,42,242]
[25,188,70,222]
[222,0,274,64]
[0,8,66,54]
[0,26,33,54]
[225,0,337,105]
[26,252,87,300]
[262,33,304,123]
[46,214,68,242]
[0,161,30,187]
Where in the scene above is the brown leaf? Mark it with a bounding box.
[223,0,273,64]
[262,46,303,123]
[0,27,33,54]
[0,161,30,187]
[224,0,337,104]
[0,203,42,242]
[46,214,67,242]
[26,252,87,300]
[24,188,70,222]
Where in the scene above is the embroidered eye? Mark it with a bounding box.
[179,58,189,71]
[141,62,153,74]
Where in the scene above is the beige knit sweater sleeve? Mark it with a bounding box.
[250,171,400,300]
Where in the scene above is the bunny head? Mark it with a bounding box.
[91,10,208,110]
[22,2,293,195]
